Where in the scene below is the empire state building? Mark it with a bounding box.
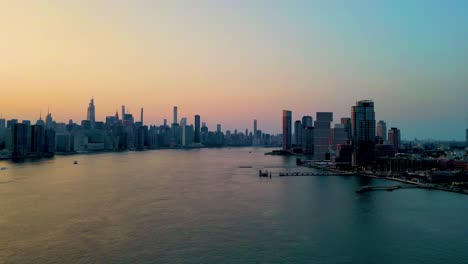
[87,98,96,127]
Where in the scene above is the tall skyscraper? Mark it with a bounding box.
[282,110,292,151]
[351,100,376,166]
[253,120,257,138]
[173,106,178,125]
[45,112,53,129]
[294,120,302,146]
[0,118,5,129]
[216,124,222,133]
[194,115,201,143]
[340,117,352,140]
[388,127,401,151]
[87,98,96,127]
[377,120,387,141]
[121,105,126,120]
[140,108,144,124]
[314,112,333,160]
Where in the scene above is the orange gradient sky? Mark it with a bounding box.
[1,1,467,139]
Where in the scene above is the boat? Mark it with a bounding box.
[0,167,7,170]
[239,166,253,168]
[73,161,78,165]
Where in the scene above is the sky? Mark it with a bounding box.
[0,0,467,140]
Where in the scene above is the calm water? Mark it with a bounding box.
[1,148,467,264]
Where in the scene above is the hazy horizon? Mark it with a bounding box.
[1,1,467,140]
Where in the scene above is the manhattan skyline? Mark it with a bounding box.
[1,1,467,140]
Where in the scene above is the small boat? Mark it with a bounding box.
[73,161,78,165]
[0,167,7,170]
[239,166,253,168]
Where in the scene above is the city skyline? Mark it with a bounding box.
[1,1,467,140]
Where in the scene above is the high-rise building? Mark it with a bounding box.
[303,126,314,155]
[377,120,387,141]
[388,127,401,151]
[182,125,194,146]
[351,100,376,166]
[253,120,258,138]
[466,128,468,147]
[314,112,333,160]
[140,108,144,125]
[330,124,348,151]
[7,119,18,129]
[340,117,352,140]
[180,117,187,126]
[0,118,6,129]
[12,123,27,157]
[216,124,222,133]
[87,98,96,128]
[282,110,292,151]
[173,106,178,125]
[194,115,201,143]
[302,116,313,127]
[294,120,302,146]
[45,112,53,129]
[121,105,126,120]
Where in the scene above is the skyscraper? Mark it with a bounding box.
[388,127,401,151]
[87,98,96,128]
[340,117,352,140]
[194,115,201,143]
[282,110,292,151]
[216,124,222,133]
[253,120,257,138]
[302,116,313,127]
[377,120,387,141]
[314,112,333,160]
[173,106,178,125]
[351,100,376,166]
[294,120,302,146]
[121,105,125,120]
[140,108,144,124]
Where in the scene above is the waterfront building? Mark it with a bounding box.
[31,125,45,154]
[282,110,292,151]
[388,127,401,151]
[182,125,194,146]
[194,115,201,143]
[377,120,387,141]
[56,133,75,152]
[303,126,314,155]
[217,124,222,133]
[314,112,333,160]
[12,123,27,157]
[351,100,376,166]
[0,118,5,129]
[294,120,302,146]
[45,112,53,129]
[87,98,96,128]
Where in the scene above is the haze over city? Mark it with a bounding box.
[1,1,467,140]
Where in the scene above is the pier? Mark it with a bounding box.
[258,170,355,177]
[356,185,423,193]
